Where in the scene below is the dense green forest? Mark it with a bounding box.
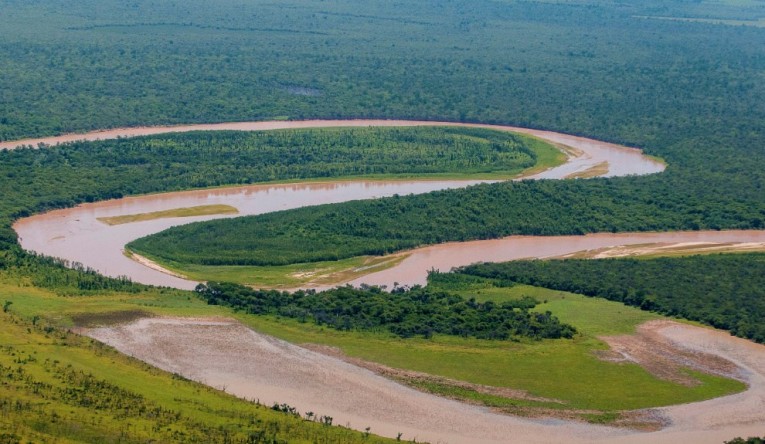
[0,126,547,251]
[2,0,765,439]
[1,0,764,144]
[195,281,576,340]
[129,146,764,266]
[112,0,765,269]
[3,0,765,264]
[454,253,765,343]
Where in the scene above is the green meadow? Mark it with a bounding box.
[0,280,399,443]
[1,268,744,428]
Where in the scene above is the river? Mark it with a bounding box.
[11,119,671,289]
[8,120,765,443]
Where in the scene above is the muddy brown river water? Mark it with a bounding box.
[0,119,667,181]
[11,119,670,289]
[8,120,765,443]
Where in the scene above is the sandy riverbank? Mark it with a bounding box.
[85,317,765,444]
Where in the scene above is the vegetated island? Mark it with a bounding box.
[0,125,561,251]
[1,0,765,441]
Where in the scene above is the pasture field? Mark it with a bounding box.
[1,267,745,427]
[0,278,400,443]
[458,253,765,342]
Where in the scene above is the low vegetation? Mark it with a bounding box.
[237,277,743,422]
[0,261,745,427]
[97,204,239,225]
[154,254,408,289]
[1,0,764,437]
[0,300,400,443]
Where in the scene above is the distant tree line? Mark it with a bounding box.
[456,253,765,343]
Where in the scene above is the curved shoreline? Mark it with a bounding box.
[0,119,665,177]
[11,119,666,290]
[84,316,765,444]
[7,120,765,443]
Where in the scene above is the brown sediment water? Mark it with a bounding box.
[11,120,765,442]
[348,230,765,290]
[10,119,667,289]
[13,180,488,289]
[0,119,665,177]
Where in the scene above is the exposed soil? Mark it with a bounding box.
[559,241,765,259]
[302,343,669,431]
[599,321,743,386]
[350,230,765,289]
[612,321,765,444]
[84,316,765,444]
[84,317,619,444]
[287,253,409,290]
[9,121,765,441]
[565,161,609,179]
[126,252,187,279]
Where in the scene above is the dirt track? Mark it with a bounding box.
[86,317,765,444]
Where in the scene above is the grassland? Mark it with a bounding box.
[0,279,400,443]
[2,266,744,428]
[232,292,744,419]
[1,0,764,438]
[458,253,765,343]
[97,204,238,225]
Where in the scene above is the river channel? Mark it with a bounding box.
[10,119,675,289]
[8,120,765,443]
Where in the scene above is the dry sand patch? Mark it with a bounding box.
[599,321,743,386]
[84,317,622,443]
[84,316,765,444]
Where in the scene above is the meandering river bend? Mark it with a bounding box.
[7,120,765,443]
[10,119,673,289]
